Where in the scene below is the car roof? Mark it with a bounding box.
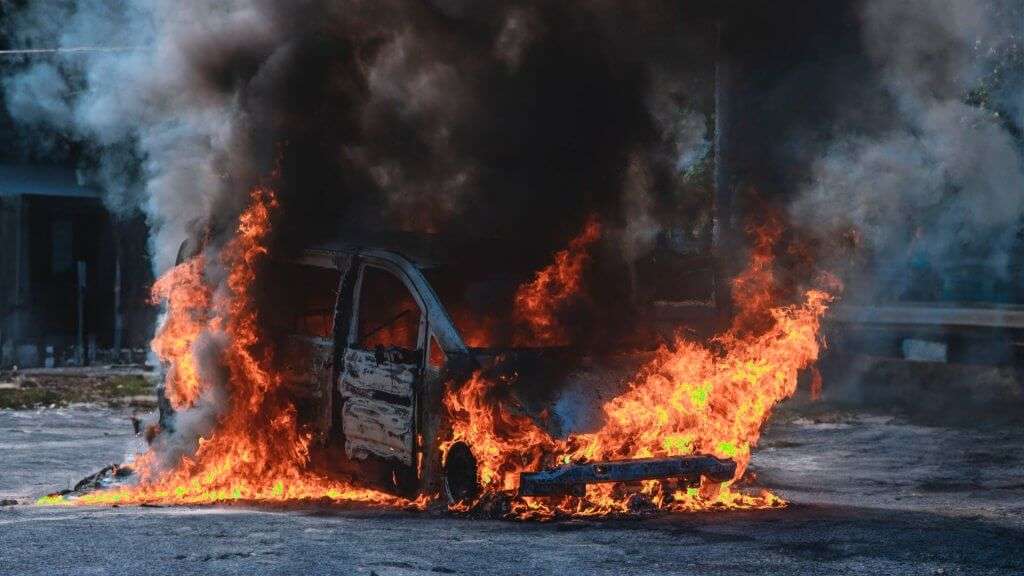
[301,228,527,271]
[304,231,445,269]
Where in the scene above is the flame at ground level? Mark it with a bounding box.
[41,188,424,510]
[443,287,832,518]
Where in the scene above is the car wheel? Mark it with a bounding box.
[442,441,480,504]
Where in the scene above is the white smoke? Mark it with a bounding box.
[2,0,284,465]
[791,0,1024,298]
[4,0,276,272]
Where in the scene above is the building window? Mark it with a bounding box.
[51,220,73,275]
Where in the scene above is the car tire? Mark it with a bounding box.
[442,441,480,504]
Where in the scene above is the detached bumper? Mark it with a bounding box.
[518,455,736,497]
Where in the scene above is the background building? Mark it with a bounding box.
[0,164,154,367]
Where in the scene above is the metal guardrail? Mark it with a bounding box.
[828,304,1024,330]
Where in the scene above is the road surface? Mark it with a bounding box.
[1,400,1022,575]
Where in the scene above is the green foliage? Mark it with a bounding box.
[0,374,154,409]
[0,388,62,409]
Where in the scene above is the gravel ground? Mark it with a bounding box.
[1,403,1022,575]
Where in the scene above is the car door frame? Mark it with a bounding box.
[329,248,468,494]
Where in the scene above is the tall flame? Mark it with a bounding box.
[513,217,601,346]
[442,371,556,494]
[150,256,209,408]
[67,188,416,507]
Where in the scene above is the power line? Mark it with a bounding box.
[0,47,146,56]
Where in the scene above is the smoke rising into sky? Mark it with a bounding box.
[2,0,718,277]
[4,0,1020,302]
[791,0,1023,301]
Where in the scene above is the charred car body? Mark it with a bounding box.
[158,237,736,503]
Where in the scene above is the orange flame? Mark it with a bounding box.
[443,221,837,518]
[150,256,210,408]
[71,188,419,508]
[442,371,556,493]
[512,217,601,346]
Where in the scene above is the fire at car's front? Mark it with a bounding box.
[439,219,836,520]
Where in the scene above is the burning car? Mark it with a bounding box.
[45,192,829,518]
[157,232,737,506]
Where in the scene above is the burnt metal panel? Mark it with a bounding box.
[518,455,737,497]
[339,348,417,465]
[280,335,334,438]
[340,348,416,398]
[829,304,1024,330]
[315,246,468,490]
[341,396,414,465]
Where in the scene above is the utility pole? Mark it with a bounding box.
[113,231,123,361]
[713,18,735,324]
[76,261,87,366]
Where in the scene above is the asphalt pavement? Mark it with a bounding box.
[1,400,1022,575]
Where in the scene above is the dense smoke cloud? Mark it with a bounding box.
[2,0,716,277]
[791,0,1024,301]
[7,0,1019,316]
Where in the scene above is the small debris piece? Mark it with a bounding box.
[626,493,657,515]
[72,464,133,493]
